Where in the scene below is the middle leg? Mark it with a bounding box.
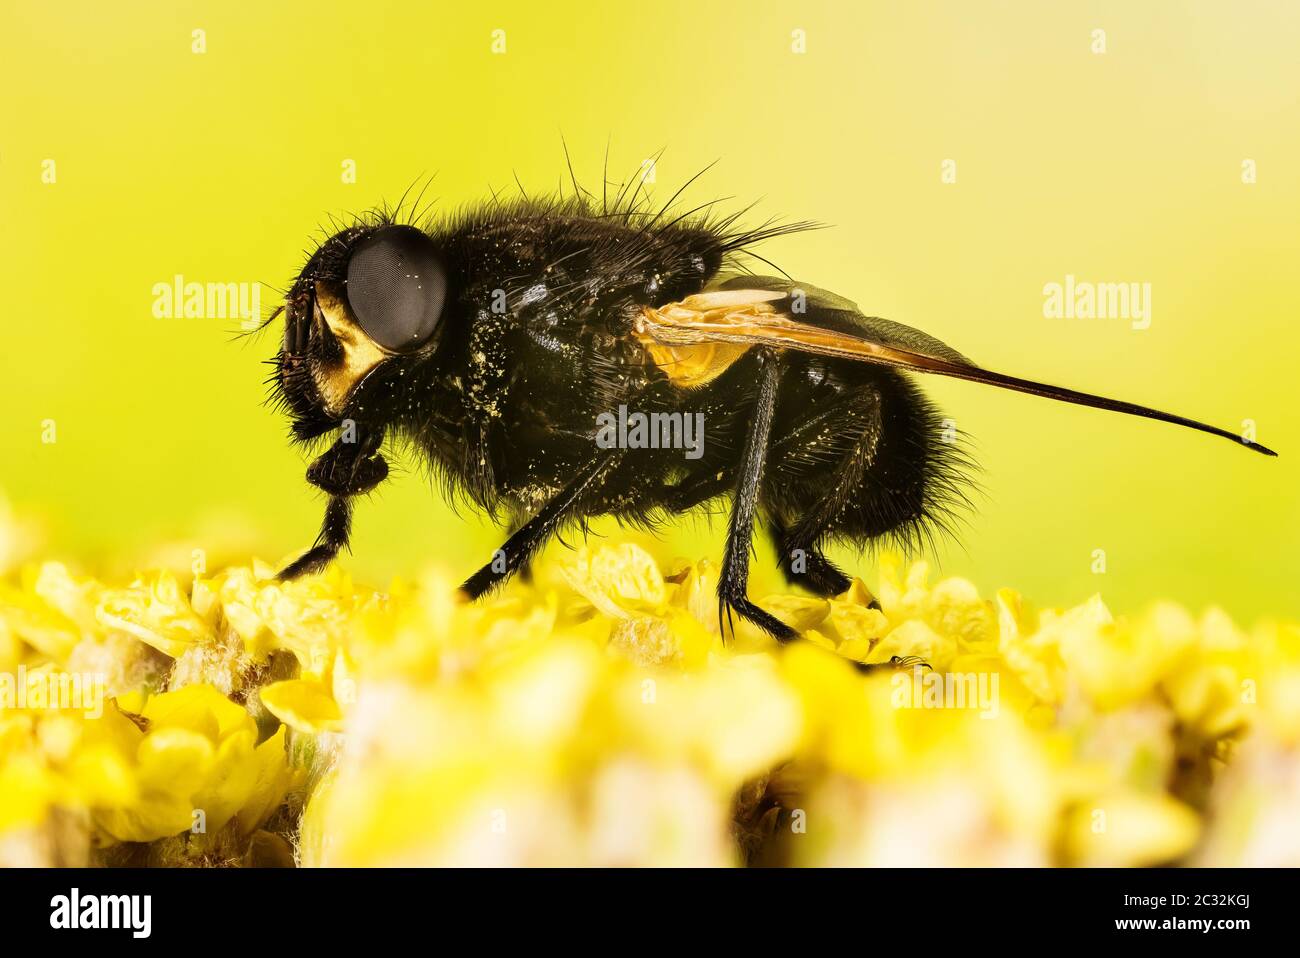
[717,352,798,642]
[460,452,624,600]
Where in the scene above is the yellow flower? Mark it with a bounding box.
[259,678,343,735]
[2,499,1298,867]
[1239,621,1300,744]
[0,582,82,663]
[1063,790,1200,867]
[559,545,720,667]
[559,543,668,618]
[86,685,293,845]
[1057,601,1197,711]
[96,571,213,659]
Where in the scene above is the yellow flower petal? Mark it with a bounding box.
[1064,791,1200,867]
[259,678,343,734]
[559,544,667,618]
[96,571,213,659]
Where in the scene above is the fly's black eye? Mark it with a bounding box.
[345,225,447,352]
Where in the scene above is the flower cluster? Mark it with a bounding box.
[2,528,1298,867]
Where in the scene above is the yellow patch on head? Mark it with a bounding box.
[312,280,391,414]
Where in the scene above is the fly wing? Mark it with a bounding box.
[635,279,1276,457]
[714,275,976,367]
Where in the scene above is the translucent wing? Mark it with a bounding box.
[634,280,1276,457]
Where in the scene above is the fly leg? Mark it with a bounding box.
[765,387,919,674]
[717,352,797,642]
[504,512,535,585]
[767,518,853,598]
[277,497,353,580]
[460,453,622,600]
[768,512,921,675]
[771,384,883,603]
[278,430,387,580]
[662,469,733,516]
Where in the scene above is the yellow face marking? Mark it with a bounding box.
[312,280,392,414]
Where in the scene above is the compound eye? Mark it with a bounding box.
[345,225,447,352]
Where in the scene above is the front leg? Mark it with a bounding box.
[460,453,622,600]
[304,433,388,496]
[718,352,798,642]
[278,430,388,580]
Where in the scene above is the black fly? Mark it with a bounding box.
[268,169,1276,648]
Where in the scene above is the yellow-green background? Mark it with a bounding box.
[2,1,1296,621]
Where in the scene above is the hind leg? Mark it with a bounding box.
[768,518,852,597]
[769,384,883,598]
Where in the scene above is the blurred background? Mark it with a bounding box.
[1,0,1296,621]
